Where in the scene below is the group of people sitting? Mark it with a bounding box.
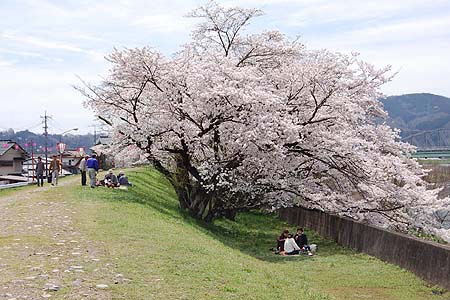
[97,169,132,188]
[276,227,314,256]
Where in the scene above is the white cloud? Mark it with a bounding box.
[288,2,450,98]
[2,32,85,53]
[134,14,195,33]
[286,0,450,27]
[0,60,15,67]
[344,15,450,45]
[0,48,42,58]
[0,61,105,134]
[1,32,107,64]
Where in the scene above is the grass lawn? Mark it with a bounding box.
[39,168,450,299]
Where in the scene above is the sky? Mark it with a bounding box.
[1,0,449,134]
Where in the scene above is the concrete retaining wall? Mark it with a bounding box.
[278,207,450,290]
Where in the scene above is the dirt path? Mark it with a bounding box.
[0,177,118,299]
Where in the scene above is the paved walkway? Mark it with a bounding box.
[0,177,118,299]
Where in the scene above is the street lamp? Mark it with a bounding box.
[58,128,78,174]
[60,128,79,141]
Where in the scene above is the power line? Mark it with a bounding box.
[12,121,44,133]
[48,118,65,134]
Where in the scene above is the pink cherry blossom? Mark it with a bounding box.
[78,1,450,240]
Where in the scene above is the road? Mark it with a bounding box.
[0,177,117,299]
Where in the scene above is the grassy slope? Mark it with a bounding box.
[56,168,448,299]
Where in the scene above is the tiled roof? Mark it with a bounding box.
[62,149,83,157]
[0,140,14,156]
[96,135,112,145]
[0,140,27,157]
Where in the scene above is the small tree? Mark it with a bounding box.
[79,1,450,239]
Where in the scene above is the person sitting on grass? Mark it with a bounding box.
[282,233,301,255]
[118,171,132,186]
[276,229,289,253]
[104,169,119,188]
[294,227,313,256]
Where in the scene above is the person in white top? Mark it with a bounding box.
[283,234,301,255]
[79,155,88,186]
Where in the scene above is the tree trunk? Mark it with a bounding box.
[223,208,237,221]
[172,155,213,219]
[204,209,216,223]
[155,154,230,223]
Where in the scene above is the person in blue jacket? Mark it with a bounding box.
[86,154,99,188]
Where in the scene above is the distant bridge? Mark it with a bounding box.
[402,129,450,150]
[402,129,450,159]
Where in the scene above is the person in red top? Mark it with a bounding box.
[276,229,289,252]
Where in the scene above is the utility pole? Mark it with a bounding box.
[41,111,51,181]
[88,124,98,147]
[28,139,35,182]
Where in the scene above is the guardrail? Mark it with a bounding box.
[0,182,30,189]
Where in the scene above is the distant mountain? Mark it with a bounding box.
[381,93,450,147]
[0,129,95,155]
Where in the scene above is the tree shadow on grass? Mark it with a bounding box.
[193,211,354,263]
[85,168,357,264]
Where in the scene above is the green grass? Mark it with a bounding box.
[51,167,448,300]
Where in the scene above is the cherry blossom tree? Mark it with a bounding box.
[78,1,450,239]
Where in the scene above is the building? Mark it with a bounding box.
[96,135,112,145]
[0,140,27,176]
[60,149,84,174]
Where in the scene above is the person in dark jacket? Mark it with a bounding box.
[294,227,313,256]
[118,171,132,186]
[35,156,45,187]
[104,169,119,188]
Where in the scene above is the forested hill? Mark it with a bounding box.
[0,129,95,153]
[381,93,450,139]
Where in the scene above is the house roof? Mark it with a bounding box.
[96,135,112,145]
[0,140,14,156]
[0,140,27,157]
[62,149,84,157]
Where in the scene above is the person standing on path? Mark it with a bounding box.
[86,154,99,188]
[48,155,62,186]
[79,155,88,186]
[35,156,45,187]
